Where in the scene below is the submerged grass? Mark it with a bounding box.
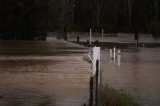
[100,85,137,106]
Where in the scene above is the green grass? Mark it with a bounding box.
[100,86,137,106]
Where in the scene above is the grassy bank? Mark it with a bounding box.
[100,86,137,106]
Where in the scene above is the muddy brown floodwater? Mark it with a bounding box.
[0,38,91,106]
[102,47,160,106]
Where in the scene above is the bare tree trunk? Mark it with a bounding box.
[154,0,159,22]
[97,6,100,31]
[154,0,159,36]
[71,0,75,25]
[128,0,134,30]
[95,0,103,32]
[128,1,131,28]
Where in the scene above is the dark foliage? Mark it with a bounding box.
[0,0,49,40]
[0,0,160,40]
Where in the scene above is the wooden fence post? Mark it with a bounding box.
[88,47,101,106]
[95,60,99,106]
[89,77,93,106]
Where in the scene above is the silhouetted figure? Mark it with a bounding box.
[87,40,90,46]
[77,36,79,43]
[135,33,139,46]
[94,40,99,46]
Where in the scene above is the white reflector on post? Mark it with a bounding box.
[92,47,100,75]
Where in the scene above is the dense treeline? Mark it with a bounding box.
[0,0,49,40]
[0,0,160,40]
[69,0,160,36]
[74,0,160,35]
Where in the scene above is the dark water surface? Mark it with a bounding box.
[0,39,91,106]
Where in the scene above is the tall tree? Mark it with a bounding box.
[0,0,49,40]
[91,0,104,31]
[127,0,134,29]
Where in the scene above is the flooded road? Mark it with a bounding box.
[0,38,91,106]
[102,47,160,106]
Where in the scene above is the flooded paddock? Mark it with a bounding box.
[0,39,91,106]
[102,47,160,106]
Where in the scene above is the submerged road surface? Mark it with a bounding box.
[0,38,91,106]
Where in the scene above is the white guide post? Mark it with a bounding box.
[93,47,100,76]
[110,49,113,59]
[90,28,92,45]
[117,49,121,66]
[117,54,121,66]
[102,29,104,38]
[113,46,116,60]
[92,47,101,106]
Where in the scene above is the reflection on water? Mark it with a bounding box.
[109,48,121,66]
[102,47,160,106]
[117,54,121,66]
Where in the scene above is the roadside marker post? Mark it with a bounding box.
[90,29,92,46]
